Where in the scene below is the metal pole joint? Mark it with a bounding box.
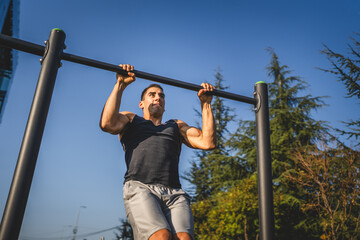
[253,91,261,112]
[40,31,65,68]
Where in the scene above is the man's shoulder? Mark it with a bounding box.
[172,119,187,124]
[171,119,189,129]
[118,112,137,139]
[119,111,136,122]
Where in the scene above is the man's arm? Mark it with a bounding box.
[176,83,216,150]
[100,64,135,135]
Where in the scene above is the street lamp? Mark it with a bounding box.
[72,205,87,240]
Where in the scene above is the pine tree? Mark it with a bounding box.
[229,49,328,239]
[231,48,327,178]
[184,67,244,201]
[320,33,360,145]
[189,52,328,239]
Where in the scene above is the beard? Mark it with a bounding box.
[148,104,164,117]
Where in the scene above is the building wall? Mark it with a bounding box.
[0,0,19,123]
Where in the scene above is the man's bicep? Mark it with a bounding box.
[118,111,134,125]
[176,120,202,148]
[110,111,133,134]
[183,126,202,138]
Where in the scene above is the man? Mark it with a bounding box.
[100,64,216,240]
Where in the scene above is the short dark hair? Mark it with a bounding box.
[140,84,164,100]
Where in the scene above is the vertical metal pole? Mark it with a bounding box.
[254,81,275,240]
[0,28,65,240]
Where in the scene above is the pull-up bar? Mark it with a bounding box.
[0,29,274,240]
[0,31,256,105]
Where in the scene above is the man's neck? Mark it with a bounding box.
[143,113,162,126]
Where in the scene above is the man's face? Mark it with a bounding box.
[139,87,165,117]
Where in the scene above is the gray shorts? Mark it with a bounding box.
[123,180,194,240]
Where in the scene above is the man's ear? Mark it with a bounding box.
[139,101,144,109]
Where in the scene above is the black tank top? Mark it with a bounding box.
[120,115,182,188]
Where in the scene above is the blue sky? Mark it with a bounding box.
[1,0,360,239]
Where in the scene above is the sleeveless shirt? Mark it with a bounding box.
[120,115,182,188]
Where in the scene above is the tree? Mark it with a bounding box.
[284,142,360,240]
[191,176,259,240]
[320,33,360,145]
[229,49,328,239]
[231,48,327,178]
[114,218,133,240]
[189,51,328,239]
[184,67,245,201]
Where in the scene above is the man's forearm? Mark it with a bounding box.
[201,102,216,148]
[101,81,126,128]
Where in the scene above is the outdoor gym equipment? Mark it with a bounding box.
[0,29,274,240]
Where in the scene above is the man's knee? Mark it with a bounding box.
[149,228,172,240]
[173,232,192,240]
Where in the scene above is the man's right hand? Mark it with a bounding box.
[116,64,135,87]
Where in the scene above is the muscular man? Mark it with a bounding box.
[100,64,216,240]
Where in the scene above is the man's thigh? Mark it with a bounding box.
[148,188,194,240]
[162,190,194,239]
[123,181,171,240]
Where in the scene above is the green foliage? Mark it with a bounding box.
[321,32,360,144]
[274,182,321,239]
[231,48,327,178]
[192,174,322,240]
[264,49,328,238]
[189,50,329,239]
[192,176,259,240]
[284,143,360,240]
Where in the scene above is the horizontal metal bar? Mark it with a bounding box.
[0,33,44,56]
[0,33,257,105]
